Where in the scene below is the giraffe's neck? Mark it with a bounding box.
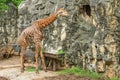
[34,13,58,30]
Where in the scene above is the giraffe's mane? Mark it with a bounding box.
[34,13,57,29]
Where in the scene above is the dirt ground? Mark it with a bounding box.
[0,56,102,80]
[35,74,95,80]
[0,56,57,80]
[0,56,20,67]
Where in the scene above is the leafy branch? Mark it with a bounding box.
[0,0,23,11]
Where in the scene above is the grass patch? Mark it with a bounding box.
[110,78,120,80]
[25,67,36,72]
[58,67,102,79]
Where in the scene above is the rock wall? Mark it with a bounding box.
[0,3,18,59]
[17,0,120,78]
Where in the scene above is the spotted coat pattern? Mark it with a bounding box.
[18,8,68,73]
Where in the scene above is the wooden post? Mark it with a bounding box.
[53,59,56,71]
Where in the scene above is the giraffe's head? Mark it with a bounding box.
[56,8,69,17]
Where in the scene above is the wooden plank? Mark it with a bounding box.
[43,52,64,60]
[0,64,20,69]
[0,63,35,69]
[44,52,58,59]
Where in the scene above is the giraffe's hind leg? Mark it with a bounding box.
[39,44,47,72]
[35,44,39,74]
[20,46,26,73]
[35,42,47,72]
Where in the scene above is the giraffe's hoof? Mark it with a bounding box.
[36,71,39,74]
[44,70,47,72]
[20,68,25,73]
[21,69,24,73]
[44,68,47,72]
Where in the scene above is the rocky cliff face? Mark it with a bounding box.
[0,3,18,59]
[9,0,120,78]
[17,0,120,78]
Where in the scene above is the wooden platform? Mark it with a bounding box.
[43,52,65,71]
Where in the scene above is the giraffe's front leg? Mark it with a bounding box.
[39,44,47,72]
[35,44,39,74]
[20,47,25,73]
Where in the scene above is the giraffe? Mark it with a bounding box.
[18,8,68,73]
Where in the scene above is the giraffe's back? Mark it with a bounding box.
[19,24,43,46]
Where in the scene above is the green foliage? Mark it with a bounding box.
[58,67,102,79]
[12,0,23,7]
[57,50,66,55]
[0,0,23,11]
[0,3,8,10]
